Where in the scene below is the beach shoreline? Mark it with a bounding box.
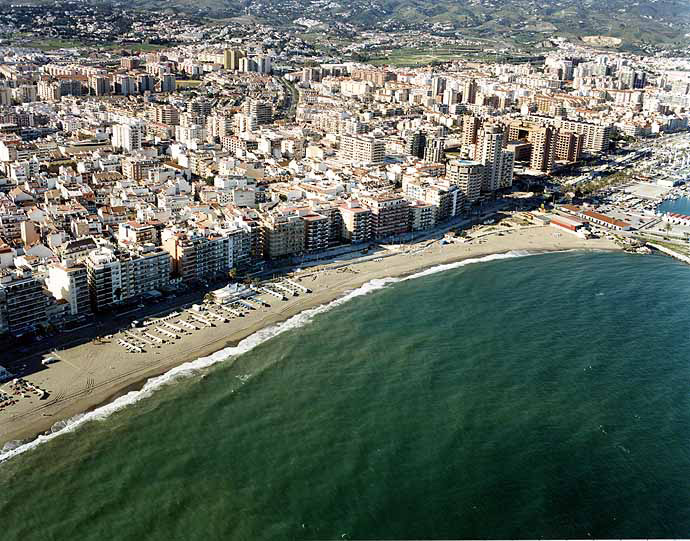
[0,227,621,457]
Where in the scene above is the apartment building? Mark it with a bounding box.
[112,123,143,153]
[528,126,557,173]
[339,201,372,244]
[555,130,584,163]
[37,80,61,101]
[242,99,273,125]
[340,135,385,165]
[0,204,28,243]
[118,221,162,246]
[555,119,611,153]
[351,68,395,86]
[499,150,515,189]
[260,213,306,259]
[361,193,410,239]
[160,74,176,93]
[89,75,110,96]
[302,213,330,253]
[122,155,159,181]
[461,114,480,146]
[154,105,180,126]
[86,245,171,312]
[446,159,483,203]
[113,74,137,96]
[0,268,49,336]
[46,262,91,318]
[162,229,247,283]
[424,183,464,222]
[423,137,445,164]
[526,115,611,153]
[223,48,245,71]
[313,204,344,246]
[474,124,515,192]
[409,202,436,231]
[475,124,508,192]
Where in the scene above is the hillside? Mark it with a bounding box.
[7,0,690,47]
[110,0,690,45]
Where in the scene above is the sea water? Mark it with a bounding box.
[1,251,689,539]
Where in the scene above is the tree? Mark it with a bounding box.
[664,221,673,239]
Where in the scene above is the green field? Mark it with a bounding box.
[367,47,483,67]
[366,46,546,67]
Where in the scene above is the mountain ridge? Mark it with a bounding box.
[6,0,690,46]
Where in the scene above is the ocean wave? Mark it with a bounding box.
[403,250,532,280]
[0,249,533,464]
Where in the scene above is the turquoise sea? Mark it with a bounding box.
[658,195,690,215]
[1,251,689,539]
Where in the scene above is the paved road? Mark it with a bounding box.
[277,76,298,121]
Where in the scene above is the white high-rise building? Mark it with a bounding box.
[446,159,483,203]
[242,99,272,125]
[209,114,233,139]
[0,87,12,106]
[86,245,171,312]
[112,123,143,152]
[46,263,91,317]
[114,74,137,96]
[255,55,272,74]
[423,137,445,163]
[339,135,385,165]
[175,124,206,145]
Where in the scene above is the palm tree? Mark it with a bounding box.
[664,221,673,239]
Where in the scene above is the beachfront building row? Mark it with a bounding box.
[0,231,255,330]
[86,244,172,312]
[259,209,333,258]
[1,188,464,330]
[255,192,469,257]
[162,227,251,283]
[46,262,91,318]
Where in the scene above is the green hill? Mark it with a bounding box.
[11,0,690,47]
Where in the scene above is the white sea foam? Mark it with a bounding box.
[403,250,532,281]
[0,249,534,464]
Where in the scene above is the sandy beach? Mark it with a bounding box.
[0,226,619,450]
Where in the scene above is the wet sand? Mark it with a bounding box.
[0,226,619,449]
